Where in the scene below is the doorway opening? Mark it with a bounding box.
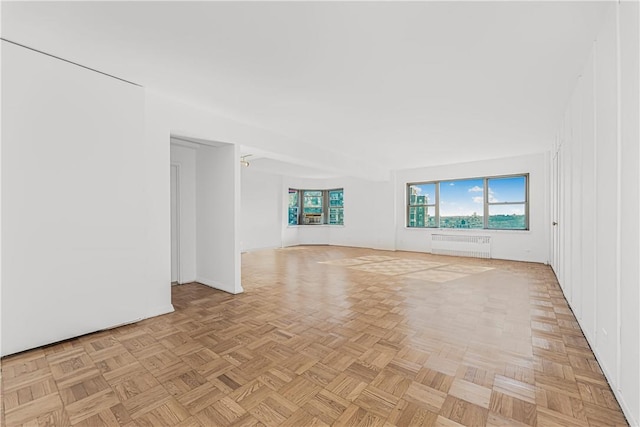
[169,134,243,294]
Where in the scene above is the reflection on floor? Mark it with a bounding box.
[321,256,493,283]
[1,246,629,426]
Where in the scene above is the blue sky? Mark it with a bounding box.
[440,178,484,216]
[411,176,526,216]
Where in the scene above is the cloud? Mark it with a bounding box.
[488,188,499,203]
[468,186,483,193]
[449,182,455,186]
[472,196,483,204]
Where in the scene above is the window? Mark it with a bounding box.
[408,183,436,227]
[288,189,299,225]
[406,174,528,230]
[303,190,324,224]
[487,176,528,229]
[328,189,344,225]
[439,178,484,229]
[288,188,344,225]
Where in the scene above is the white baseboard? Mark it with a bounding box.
[372,243,396,251]
[197,276,243,295]
[145,304,175,318]
[241,245,281,253]
[1,304,176,357]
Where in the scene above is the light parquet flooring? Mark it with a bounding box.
[1,246,629,426]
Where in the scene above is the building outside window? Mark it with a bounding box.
[288,189,299,225]
[328,189,344,225]
[408,183,436,227]
[487,175,528,229]
[303,190,324,224]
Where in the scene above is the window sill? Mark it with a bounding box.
[403,227,531,234]
[287,224,345,228]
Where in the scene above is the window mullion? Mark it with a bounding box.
[298,190,303,225]
[323,190,328,224]
[526,175,530,230]
[407,185,411,227]
[483,178,489,229]
[435,182,440,227]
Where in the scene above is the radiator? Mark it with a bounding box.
[431,234,491,259]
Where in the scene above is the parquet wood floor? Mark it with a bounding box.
[1,246,629,426]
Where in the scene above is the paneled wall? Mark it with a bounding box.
[551,3,639,423]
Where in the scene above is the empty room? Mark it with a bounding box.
[1,1,639,426]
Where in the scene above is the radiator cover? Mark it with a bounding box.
[431,234,491,259]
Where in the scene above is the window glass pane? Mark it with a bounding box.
[328,189,344,225]
[408,183,435,205]
[303,190,323,214]
[329,207,344,225]
[288,189,298,207]
[329,189,343,207]
[488,204,526,229]
[488,176,526,203]
[288,190,299,225]
[408,206,435,227]
[439,179,484,228]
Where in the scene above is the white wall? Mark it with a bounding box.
[328,177,395,251]
[1,41,173,356]
[553,2,639,424]
[196,144,243,294]
[619,1,640,422]
[0,36,4,358]
[394,153,548,263]
[170,143,197,283]
[241,167,282,251]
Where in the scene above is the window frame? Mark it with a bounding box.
[407,182,438,228]
[287,189,300,225]
[406,173,529,231]
[327,188,344,226]
[486,174,529,230]
[439,177,485,230]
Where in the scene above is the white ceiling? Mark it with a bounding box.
[245,157,340,180]
[2,1,611,176]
